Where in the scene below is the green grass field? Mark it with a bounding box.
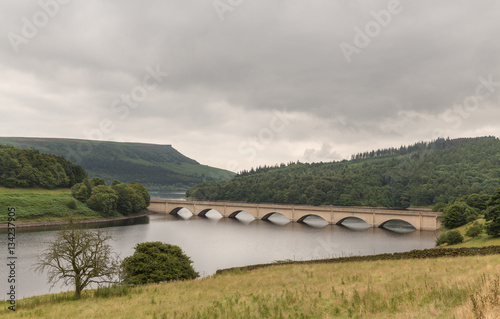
[0,188,101,223]
[1,254,499,318]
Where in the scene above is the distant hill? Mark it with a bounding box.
[187,136,500,207]
[0,137,234,190]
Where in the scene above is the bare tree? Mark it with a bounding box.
[35,222,121,299]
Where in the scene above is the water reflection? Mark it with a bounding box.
[265,213,290,226]
[301,215,329,228]
[340,217,371,231]
[232,211,255,224]
[380,219,417,233]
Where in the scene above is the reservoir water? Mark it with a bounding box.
[0,193,438,299]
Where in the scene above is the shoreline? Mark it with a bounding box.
[0,210,154,229]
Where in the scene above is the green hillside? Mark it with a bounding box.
[0,137,234,190]
[188,136,500,207]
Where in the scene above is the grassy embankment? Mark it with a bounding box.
[1,254,500,318]
[0,187,100,224]
[440,219,500,248]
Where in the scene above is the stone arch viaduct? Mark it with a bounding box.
[148,199,442,231]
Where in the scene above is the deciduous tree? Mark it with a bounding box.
[35,222,121,299]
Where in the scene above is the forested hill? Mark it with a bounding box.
[187,137,500,207]
[0,145,86,188]
[0,137,234,190]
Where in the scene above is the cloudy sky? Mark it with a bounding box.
[1,1,499,172]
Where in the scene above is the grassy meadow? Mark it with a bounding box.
[0,187,100,223]
[1,254,500,318]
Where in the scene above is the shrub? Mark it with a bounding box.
[87,185,119,216]
[436,230,464,246]
[442,203,478,229]
[436,232,448,246]
[465,221,483,238]
[71,183,88,202]
[121,242,199,285]
[65,199,77,210]
[446,230,464,245]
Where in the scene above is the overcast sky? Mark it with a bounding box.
[1,1,499,172]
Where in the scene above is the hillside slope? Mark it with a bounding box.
[188,136,500,207]
[0,137,234,190]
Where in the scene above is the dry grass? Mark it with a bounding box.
[2,254,500,318]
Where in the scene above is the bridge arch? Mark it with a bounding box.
[198,209,211,217]
[261,212,287,221]
[228,210,243,218]
[229,210,257,219]
[197,208,223,217]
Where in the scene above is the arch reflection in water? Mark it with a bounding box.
[202,209,223,220]
[229,210,255,224]
[263,213,290,226]
[380,219,417,233]
[174,208,193,220]
[298,215,329,228]
[338,217,371,231]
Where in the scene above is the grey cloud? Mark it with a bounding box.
[1,0,499,169]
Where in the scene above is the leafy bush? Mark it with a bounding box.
[436,232,448,246]
[65,199,77,210]
[442,203,478,229]
[446,230,464,245]
[71,183,88,202]
[112,182,149,216]
[121,242,199,285]
[436,230,464,245]
[465,221,483,238]
[87,185,119,216]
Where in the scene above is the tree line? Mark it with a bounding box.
[0,145,86,189]
[187,136,500,208]
[71,177,150,217]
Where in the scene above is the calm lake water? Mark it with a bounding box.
[0,192,438,299]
